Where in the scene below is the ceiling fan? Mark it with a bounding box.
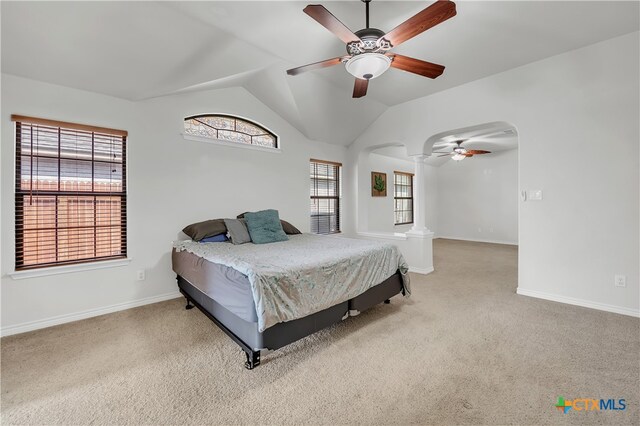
[286,0,457,98]
[433,140,491,161]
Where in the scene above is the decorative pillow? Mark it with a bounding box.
[244,209,289,244]
[182,219,226,241]
[224,218,252,245]
[200,234,228,243]
[281,220,302,235]
[236,212,302,235]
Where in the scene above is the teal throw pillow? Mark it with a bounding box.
[244,209,289,244]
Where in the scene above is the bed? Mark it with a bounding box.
[172,233,410,369]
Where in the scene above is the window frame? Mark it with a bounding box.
[310,158,342,235]
[12,115,128,272]
[183,114,279,151]
[394,171,414,226]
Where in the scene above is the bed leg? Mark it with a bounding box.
[384,299,391,304]
[185,299,194,310]
[244,350,261,370]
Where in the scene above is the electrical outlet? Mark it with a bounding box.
[136,270,146,281]
[614,275,626,288]
[478,227,482,233]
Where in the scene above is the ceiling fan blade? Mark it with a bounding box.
[304,5,361,45]
[466,150,491,155]
[287,56,348,76]
[389,54,445,79]
[437,154,451,157]
[353,78,369,98]
[380,0,456,48]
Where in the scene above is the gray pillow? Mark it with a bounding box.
[224,219,251,245]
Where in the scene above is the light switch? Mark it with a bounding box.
[528,190,543,201]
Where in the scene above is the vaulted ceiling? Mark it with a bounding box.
[2,1,638,146]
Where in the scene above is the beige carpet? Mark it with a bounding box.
[1,239,638,425]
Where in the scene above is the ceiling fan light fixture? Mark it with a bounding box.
[452,153,466,161]
[453,146,467,154]
[288,1,456,98]
[345,53,391,80]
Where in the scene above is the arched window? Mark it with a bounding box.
[184,114,278,149]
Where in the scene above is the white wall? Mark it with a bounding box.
[367,153,414,233]
[365,153,439,235]
[1,74,346,334]
[349,32,640,316]
[424,163,438,236]
[436,149,518,244]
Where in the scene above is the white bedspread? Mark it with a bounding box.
[173,234,410,331]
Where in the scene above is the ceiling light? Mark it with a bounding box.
[345,53,392,80]
[453,146,467,155]
[452,153,466,161]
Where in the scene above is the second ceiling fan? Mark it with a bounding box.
[433,140,491,161]
[286,0,457,98]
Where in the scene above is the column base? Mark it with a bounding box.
[406,228,434,238]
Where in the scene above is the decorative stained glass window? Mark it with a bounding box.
[184,114,278,149]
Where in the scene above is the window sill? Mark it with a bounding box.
[182,134,281,153]
[8,258,132,280]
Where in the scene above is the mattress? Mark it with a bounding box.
[172,244,405,327]
[172,248,257,323]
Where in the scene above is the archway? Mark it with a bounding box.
[421,121,520,282]
[422,121,518,155]
[349,121,519,276]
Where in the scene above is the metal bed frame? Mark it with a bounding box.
[177,271,403,369]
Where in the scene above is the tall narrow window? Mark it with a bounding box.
[394,171,414,225]
[13,115,127,270]
[310,159,341,234]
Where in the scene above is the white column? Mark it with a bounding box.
[408,154,431,235]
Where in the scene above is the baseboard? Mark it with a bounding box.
[435,236,518,246]
[409,266,434,275]
[1,291,182,337]
[516,288,640,318]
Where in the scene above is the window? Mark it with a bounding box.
[310,159,341,234]
[184,114,278,149]
[394,171,414,225]
[13,115,127,270]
